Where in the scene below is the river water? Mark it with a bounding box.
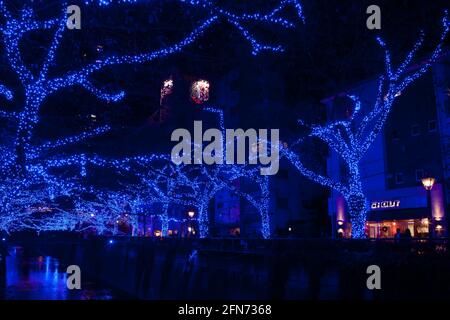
[0,246,128,300]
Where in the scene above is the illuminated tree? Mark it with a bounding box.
[199,107,273,238]
[0,0,302,232]
[282,14,450,238]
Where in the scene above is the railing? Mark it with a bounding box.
[8,233,449,257]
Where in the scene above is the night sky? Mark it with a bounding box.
[1,0,449,156]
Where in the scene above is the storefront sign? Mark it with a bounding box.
[371,200,400,210]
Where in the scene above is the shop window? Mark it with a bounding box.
[428,120,437,132]
[395,172,404,184]
[411,124,420,137]
[415,169,424,182]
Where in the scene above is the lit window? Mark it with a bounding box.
[191,80,210,104]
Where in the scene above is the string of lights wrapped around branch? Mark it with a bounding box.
[0,0,299,234]
[282,12,450,239]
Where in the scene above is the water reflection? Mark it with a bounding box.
[1,246,121,300]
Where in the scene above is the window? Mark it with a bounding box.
[428,120,437,132]
[395,172,404,184]
[411,125,420,136]
[415,169,424,182]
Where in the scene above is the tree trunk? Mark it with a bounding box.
[131,215,139,237]
[161,203,169,237]
[198,200,209,238]
[15,91,44,172]
[345,193,368,239]
[197,197,211,238]
[259,177,270,239]
[258,197,270,239]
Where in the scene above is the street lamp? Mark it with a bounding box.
[188,211,195,218]
[421,177,436,238]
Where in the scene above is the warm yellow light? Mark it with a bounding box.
[422,218,429,225]
[337,220,344,226]
[337,228,344,233]
[436,225,443,230]
[154,230,162,237]
[421,177,436,191]
[188,227,192,233]
[188,211,195,218]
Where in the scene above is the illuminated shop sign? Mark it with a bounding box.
[371,200,400,210]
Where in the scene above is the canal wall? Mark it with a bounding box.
[14,236,450,299]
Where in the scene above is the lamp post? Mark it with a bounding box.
[421,177,435,239]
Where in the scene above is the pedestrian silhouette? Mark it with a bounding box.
[404,228,412,238]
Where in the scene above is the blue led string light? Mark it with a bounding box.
[0,0,297,233]
[282,13,450,238]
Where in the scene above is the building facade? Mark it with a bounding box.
[327,55,450,238]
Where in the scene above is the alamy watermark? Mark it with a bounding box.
[67,5,81,30]
[171,121,280,176]
[366,264,381,290]
[366,5,381,30]
[66,265,81,290]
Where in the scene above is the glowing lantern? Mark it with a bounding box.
[191,80,210,104]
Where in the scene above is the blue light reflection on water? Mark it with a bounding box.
[1,246,118,300]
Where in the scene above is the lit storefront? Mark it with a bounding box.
[333,183,447,238]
